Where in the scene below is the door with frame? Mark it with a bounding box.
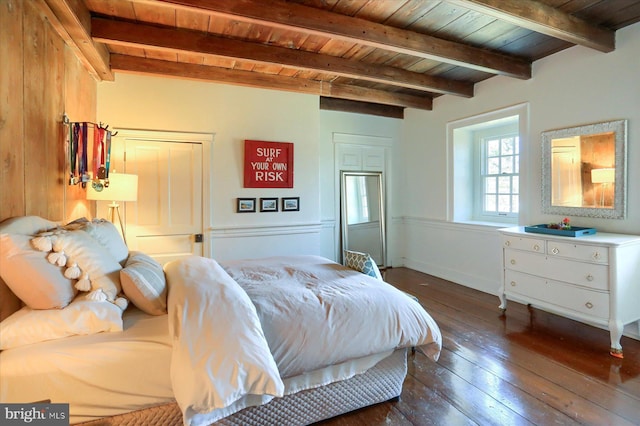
[108,129,213,265]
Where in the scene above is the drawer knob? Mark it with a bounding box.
[533,244,540,251]
[510,281,516,287]
[552,247,559,255]
[585,302,594,309]
[505,240,511,247]
[586,274,594,282]
[510,259,516,265]
[593,252,601,260]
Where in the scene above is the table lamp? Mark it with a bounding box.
[86,172,138,243]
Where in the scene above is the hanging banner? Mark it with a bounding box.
[244,140,294,188]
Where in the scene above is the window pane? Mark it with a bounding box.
[515,137,520,154]
[498,195,511,212]
[498,176,511,193]
[485,195,496,212]
[514,154,519,174]
[487,157,500,174]
[513,176,519,193]
[501,138,514,155]
[487,139,500,156]
[485,176,496,193]
[500,156,514,174]
[512,195,519,213]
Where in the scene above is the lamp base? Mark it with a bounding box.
[107,201,127,245]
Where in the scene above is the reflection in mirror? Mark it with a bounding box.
[542,119,627,219]
[340,171,385,267]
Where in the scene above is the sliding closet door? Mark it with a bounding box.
[123,137,203,264]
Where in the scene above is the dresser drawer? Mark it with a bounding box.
[547,241,609,264]
[505,270,609,320]
[502,235,545,254]
[504,249,609,291]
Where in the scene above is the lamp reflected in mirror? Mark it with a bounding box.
[591,168,615,208]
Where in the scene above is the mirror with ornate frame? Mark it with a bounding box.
[542,119,627,219]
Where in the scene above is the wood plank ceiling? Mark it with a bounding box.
[44,0,640,115]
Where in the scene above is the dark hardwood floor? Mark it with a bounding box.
[317,267,640,426]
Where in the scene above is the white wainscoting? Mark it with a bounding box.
[398,217,504,296]
[320,219,338,262]
[209,222,323,261]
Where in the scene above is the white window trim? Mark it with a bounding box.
[446,103,529,226]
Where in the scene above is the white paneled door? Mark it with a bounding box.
[113,130,210,265]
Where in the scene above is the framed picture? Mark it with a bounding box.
[282,197,300,212]
[260,197,279,212]
[244,140,294,188]
[237,198,256,213]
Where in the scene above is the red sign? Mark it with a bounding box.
[244,140,294,188]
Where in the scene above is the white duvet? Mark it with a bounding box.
[164,255,441,426]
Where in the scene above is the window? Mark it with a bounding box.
[448,103,528,225]
[480,133,519,218]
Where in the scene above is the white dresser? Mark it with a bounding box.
[498,226,640,357]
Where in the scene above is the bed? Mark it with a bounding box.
[0,216,441,425]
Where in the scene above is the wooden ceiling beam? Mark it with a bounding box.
[454,0,615,52]
[109,54,433,110]
[130,0,531,79]
[38,0,113,80]
[92,17,471,97]
[320,98,405,119]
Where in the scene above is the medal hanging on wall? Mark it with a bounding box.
[91,123,112,192]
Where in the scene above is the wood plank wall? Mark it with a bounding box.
[0,0,97,223]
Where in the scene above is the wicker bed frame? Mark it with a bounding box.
[78,348,408,426]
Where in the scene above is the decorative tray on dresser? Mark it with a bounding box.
[498,226,640,358]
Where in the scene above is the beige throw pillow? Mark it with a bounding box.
[0,216,59,235]
[0,233,77,309]
[31,229,123,302]
[120,252,167,315]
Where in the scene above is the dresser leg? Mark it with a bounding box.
[498,293,507,311]
[609,318,624,359]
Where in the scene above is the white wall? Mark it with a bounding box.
[97,75,403,262]
[98,76,323,260]
[318,111,402,262]
[399,22,640,338]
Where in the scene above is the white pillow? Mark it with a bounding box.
[0,294,123,350]
[0,233,77,309]
[31,229,123,302]
[81,219,129,265]
[0,216,59,235]
[120,252,167,315]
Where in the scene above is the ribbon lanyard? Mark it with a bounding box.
[70,123,80,185]
[104,130,112,183]
[80,123,89,186]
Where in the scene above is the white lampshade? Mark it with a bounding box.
[86,173,138,202]
[591,168,615,184]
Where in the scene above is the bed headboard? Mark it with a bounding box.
[0,277,22,322]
